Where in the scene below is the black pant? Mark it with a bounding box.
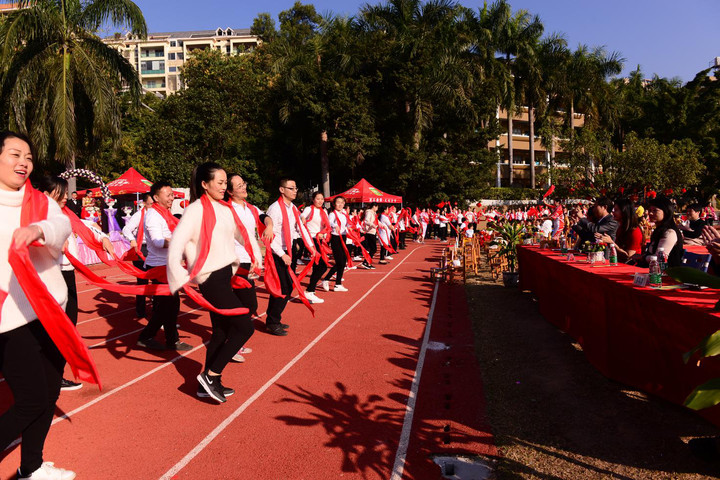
[399,231,407,248]
[266,253,293,326]
[61,270,78,325]
[234,262,258,316]
[0,321,65,473]
[133,245,149,316]
[290,238,304,273]
[364,233,377,262]
[198,265,254,375]
[139,269,180,345]
[324,235,347,285]
[439,225,448,241]
[307,238,328,292]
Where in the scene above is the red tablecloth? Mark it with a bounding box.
[518,245,720,426]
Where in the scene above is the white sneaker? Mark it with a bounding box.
[231,354,245,363]
[305,291,325,304]
[334,284,348,292]
[353,256,363,261]
[239,346,252,354]
[386,255,394,260]
[18,462,76,480]
[296,259,306,265]
[321,280,330,292]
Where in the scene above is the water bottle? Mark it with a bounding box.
[648,256,662,288]
[560,236,568,254]
[657,247,667,272]
[608,243,618,266]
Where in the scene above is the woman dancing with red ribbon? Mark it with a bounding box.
[167,162,261,404]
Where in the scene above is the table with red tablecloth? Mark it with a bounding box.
[518,245,720,426]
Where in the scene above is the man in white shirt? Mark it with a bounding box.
[121,192,153,318]
[361,203,378,269]
[136,182,191,351]
[265,178,315,336]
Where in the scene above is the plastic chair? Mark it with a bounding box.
[681,251,712,273]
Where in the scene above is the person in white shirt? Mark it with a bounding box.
[377,205,395,264]
[167,163,261,403]
[302,191,330,303]
[265,178,315,336]
[136,181,192,352]
[322,196,351,291]
[540,216,553,237]
[39,176,110,393]
[225,173,273,362]
[0,132,76,480]
[361,203,379,269]
[121,192,153,318]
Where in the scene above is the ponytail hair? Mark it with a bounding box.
[190,162,223,203]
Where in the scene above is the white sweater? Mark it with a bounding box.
[0,186,71,333]
[167,198,262,294]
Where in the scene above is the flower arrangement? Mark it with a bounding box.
[581,240,606,253]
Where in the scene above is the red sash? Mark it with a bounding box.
[151,203,179,231]
[132,207,147,260]
[377,215,398,254]
[242,202,282,297]
[331,210,354,267]
[6,185,101,387]
[278,197,314,315]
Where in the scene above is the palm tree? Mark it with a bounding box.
[483,0,543,187]
[0,0,147,189]
[360,0,471,151]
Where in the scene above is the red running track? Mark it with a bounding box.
[0,241,495,479]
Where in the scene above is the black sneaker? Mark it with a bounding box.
[358,262,371,270]
[167,341,193,351]
[280,323,290,330]
[197,371,227,403]
[60,378,82,391]
[266,324,288,336]
[197,384,235,398]
[136,338,166,350]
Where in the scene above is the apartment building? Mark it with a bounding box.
[104,28,260,97]
[490,107,585,188]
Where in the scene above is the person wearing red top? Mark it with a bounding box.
[597,198,643,262]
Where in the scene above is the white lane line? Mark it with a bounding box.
[159,247,426,480]
[390,280,439,480]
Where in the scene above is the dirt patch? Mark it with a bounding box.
[465,267,720,479]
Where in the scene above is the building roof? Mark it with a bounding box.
[0,2,19,12]
[105,28,253,41]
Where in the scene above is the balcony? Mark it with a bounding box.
[140,52,164,58]
[141,69,165,75]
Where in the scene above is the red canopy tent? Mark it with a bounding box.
[326,178,402,204]
[82,167,185,198]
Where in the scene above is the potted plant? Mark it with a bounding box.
[490,221,525,287]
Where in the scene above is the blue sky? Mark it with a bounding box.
[128,0,719,82]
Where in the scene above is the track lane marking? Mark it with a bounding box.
[159,246,429,480]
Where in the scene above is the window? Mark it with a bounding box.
[168,53,175,60]
[177,40,183,47]
[226,45,230,53]
[170,41,176,47]
[177,52,184,60]
[169,66,177,72]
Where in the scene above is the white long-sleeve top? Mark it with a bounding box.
[231,201,264,264]
[364,209,377,235]
[143,207,173,267]
[301,206,325,237]
[0,186,71,334]
[267,199,312,258]
[167,198,261,294]
[328,210,349,236]
[121,208,145,244]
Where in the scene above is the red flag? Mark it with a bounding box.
[543,185,555,198]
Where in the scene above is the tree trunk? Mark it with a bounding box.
[550,134,556,188]
[570,99,575,135]
[529,105,535,189]
[68,154,77,193]
[507,110,514,186]
[320,130,330,197]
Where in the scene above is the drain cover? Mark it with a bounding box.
[432,455,494,479]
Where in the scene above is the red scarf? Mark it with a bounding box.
[7,184,101,387]
[377,215,398,254]
[341,211,373,264]
[151,203,179,231]
[277,197,314,315]
[331,210,354,267]
[131,207,147,261]
[235,201,282,297]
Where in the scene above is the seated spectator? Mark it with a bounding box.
[680,203,706,245]
[643,195,683,267]
[571,197,618,245]
[540,216,553,237]
[597,198,643,262]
